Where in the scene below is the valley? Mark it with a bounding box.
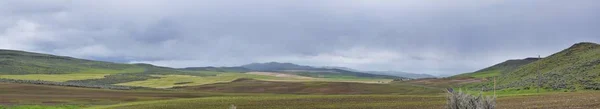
[2,42,600,109]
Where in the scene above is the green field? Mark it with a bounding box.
[115,73,306,88]
[0,74,110,82]
[116,72,392,88]
[0,105,80,109]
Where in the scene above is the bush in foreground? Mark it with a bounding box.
[446,89,496,109]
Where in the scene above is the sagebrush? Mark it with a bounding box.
[446,91,495,109]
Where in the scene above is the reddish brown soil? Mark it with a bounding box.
[175,78,442,95]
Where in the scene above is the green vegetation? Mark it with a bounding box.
[116,72,392,88]
[116,73,310,88]
[4,42,600,109]
[0,74,109,82]
[467,42,600,91]
[0,105,80,109]
[455,58,540,79]
[0,49,142,75]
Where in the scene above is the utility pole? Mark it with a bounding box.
[537,55,541,93]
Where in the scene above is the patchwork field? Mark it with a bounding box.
[115,73,309,88]
[0,82,215,105]
[86,91,600,109]
[88,95,446,109]
[114,72,392,88]
[177,78,442,94]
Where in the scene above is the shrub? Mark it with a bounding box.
[446,90,496,109]
[229,104,236,109]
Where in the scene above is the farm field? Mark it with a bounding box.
[176,78,441,94]
[0,74,110,82]
[88,95,447,109]
[87,91,600,109]
[116,72,393,88]
[0,82,219,105]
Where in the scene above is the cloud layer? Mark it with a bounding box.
[1,0,599,75]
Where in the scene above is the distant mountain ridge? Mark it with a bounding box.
[237,62,408,79]
[365,71,436,79]
[182,66,250,72]
[241,62,315,71]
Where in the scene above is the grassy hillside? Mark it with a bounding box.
[0,49,231,89]
[0,49,144,75]
[468,42,600,91]
[456,58,540,78]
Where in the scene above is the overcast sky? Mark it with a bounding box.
[1,0,599,76]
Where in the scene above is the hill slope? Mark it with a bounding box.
[456,58,540,78]
[470,42,600,91]
[0,49,143,74]
[0,49,219,89]
[0,49,403,89]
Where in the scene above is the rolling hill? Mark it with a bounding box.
[322,66,435,79]
[467,42,600,91]
[0,49,143,75]
[181,66,251,73]
[238,62,408,79]
[455,57,541,78]
[366,71,436,79]
[0,49,404,89]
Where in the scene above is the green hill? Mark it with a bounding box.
[468,42,600,91]
[456,58,540,78]
[0,49,400,89]
[0,49,217,89]
[0,49,145,74]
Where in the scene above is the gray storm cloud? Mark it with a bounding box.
[1,0,599,76]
